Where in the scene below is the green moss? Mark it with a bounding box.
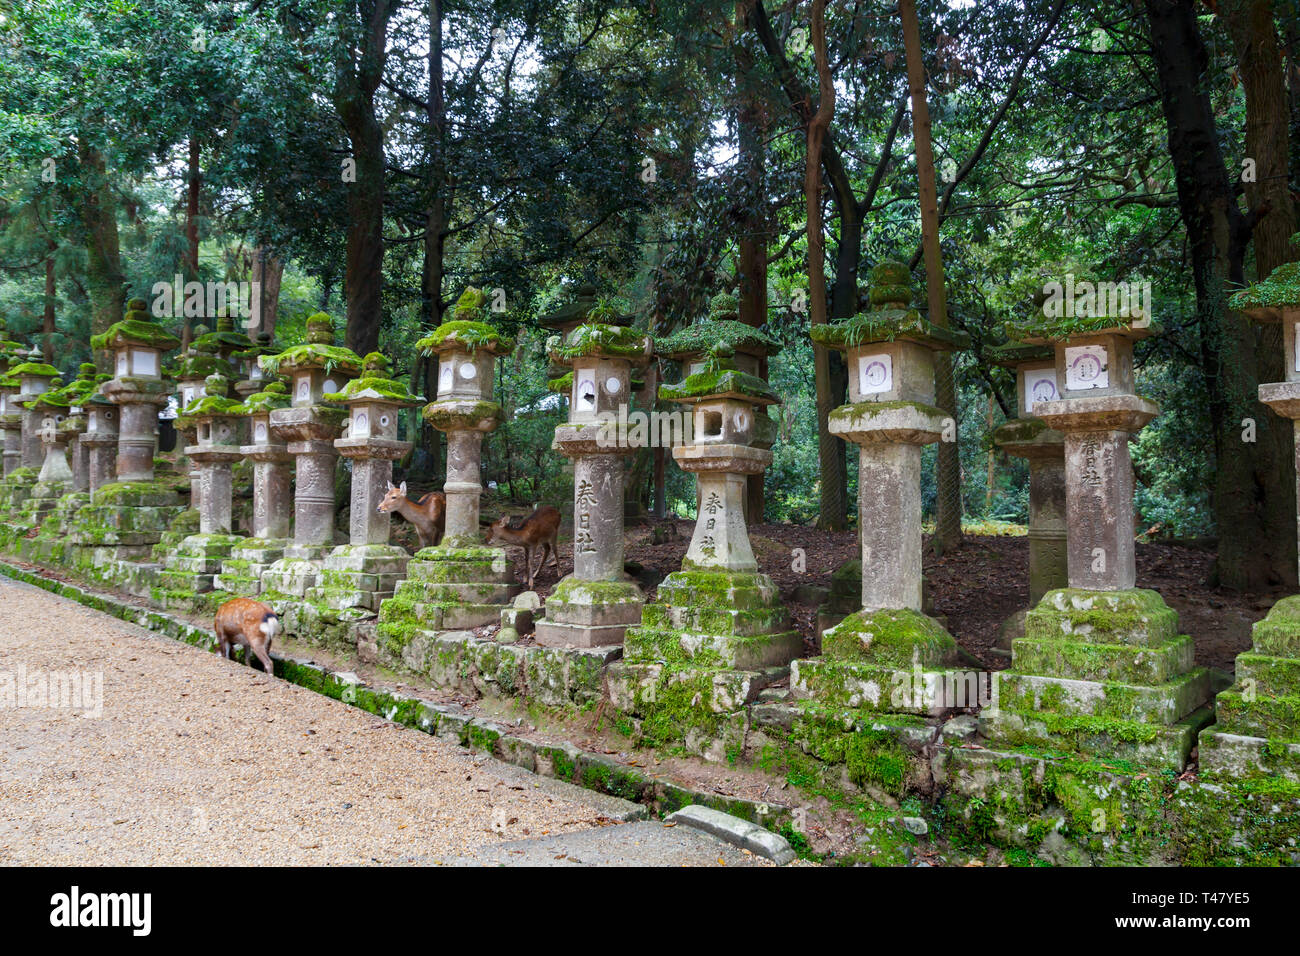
[656,319,782,357]
[258,343,362,377]
[548,322,650,361]
[91,317,182,353]
[9,362,59,378]
[421,400,502,431]
[324,375,420,403]
[829,400,949,425]
[811,311,969,351]
[415,319,513,355]
[659,367,780,403]
[993,418,1049,443]
[546,371,574,393]
[822,608,957,668]
[1230,260,1300,313]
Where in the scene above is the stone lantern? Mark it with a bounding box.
[161,373,248,592]
[215,380,292,596]
[260,313,361,595]
[656,293,781,380]
[1200,262,1300,779]
[93,297,180,484]
[174,344,231,508]
[308,353,421,610]
[980,305,1209,771]
[232,332,277,399]
[609,341,803,753]
[790,261,969,717]
[81,393,119,495]
[13,347,59,471]
[532,317,653,648]
[59,364,102,494]
[0,358,23,479]
[989,341,1068,610]
[17,377,74,527]
[377,289,518,647]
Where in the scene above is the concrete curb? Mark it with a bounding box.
[666,804,797,865]
[0,558,793,833]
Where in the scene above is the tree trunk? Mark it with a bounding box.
[900,0,962,553]
[183,135,200,351]
[250,247,283,338]
[1145,0,1291,588]
[77,143,125,341]
[43,246,56,364]
[806,0,844,532]
[335,0,394,357]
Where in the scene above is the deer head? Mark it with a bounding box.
[377,480,408,514]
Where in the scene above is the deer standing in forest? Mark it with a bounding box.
[377,481,446,550]
[486,505,561,589]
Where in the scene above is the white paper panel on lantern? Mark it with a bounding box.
[439,361,453,393]
[353,411,370,437]
[857,353,892,396]
[1064,345,1108,390]
[1024,370,1059,414]
[297,376,311,401]
[574,370,597,412]
[116,352,129,376]
[131,349,159,376]
[255,421,267,442]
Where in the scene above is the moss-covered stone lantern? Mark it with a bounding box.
[17,376,73,527]
[214,380,292,596]
[160,373,247,592]
[377,290,519,646]
[81,392,119,495]
[1199,261,1300,780]
[787,261,969,719]
[59,363,102,496]
[12,347,60,471]
[192,315,254,372]
[530,319,653,648]
[232,331,278,399]
[173,344,232,509]
[0,357,24,478]
[92,298,181,484]
[259,312,361,596]
[980,307,1209,771]
[608,341,803,754]
[655,292,782,381]
[989,340,1067,608]
[309,353,421,611]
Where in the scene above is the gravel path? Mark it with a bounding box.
[0,577,618,865]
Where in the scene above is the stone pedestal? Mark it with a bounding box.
[534,319,653,648]
[609,338,801,760]
[0,353,59,511]
[378,292,518,651]
[81,398,119,495]
[1200,272,1300,780]
[980,322,1209,771]
[259,313,361,596]
[308,354,419,610]
[789,262,969,720]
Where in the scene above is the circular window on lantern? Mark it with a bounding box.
[323,379,338,393]
[218,424,230,439]
[459,362,477,380]
[604,376,622,395]
[106,411,115,421]
[379,414,390,427]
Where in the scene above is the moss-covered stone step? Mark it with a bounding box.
[996,668,1209,725]
[1233,652,1300,699]
[976,705,1213,772]
[821,607,958,669]
[608,660,784,719]
[1250,595,1300,658]
[89,481,183,508]
[260,559,321,596]
[1010,633,1194,685]
[623,624,804,670]
[404,555,512,584]
[638,600,789,638]
[1198,730,1300,782]
[653,570,781,610]
[790,657,980,716]
[1211,687,1300,742]
[392,580,517,604]
[1026,587,1179,647]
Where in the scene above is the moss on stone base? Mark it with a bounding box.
[822,607,957,669]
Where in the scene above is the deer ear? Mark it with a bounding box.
[387,481,397,492]
[399,481,407,495]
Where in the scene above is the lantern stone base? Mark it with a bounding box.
[214,538,290,595]
[65,480,184,559]
[377,545,520,641]
[14,478,71,531]
[261,557,326,597]
[305,543,412,611]
[978,588,1211,771]
[535,575,644,648]
[789,608,964,718]
[158,533,245,592]
[1199,594,1300,782]
[815,560,938,640]
[0,466,38,510]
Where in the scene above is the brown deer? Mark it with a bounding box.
[486,505,561,588]
[214,597,279,675]
[377,481,446,550]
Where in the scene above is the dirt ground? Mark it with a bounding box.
[394,513,1279,677]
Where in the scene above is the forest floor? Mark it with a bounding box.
[392,512,1284,677]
